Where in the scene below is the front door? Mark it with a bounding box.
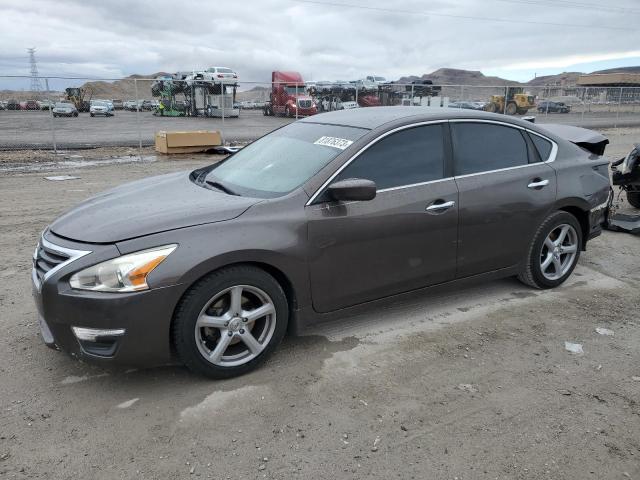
[306,123,459,313]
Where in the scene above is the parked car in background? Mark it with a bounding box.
[92,99,114,111]
[123,100,139,111]
[38,100,54,110]
[449,101,486,111]
[111,99,124,110]
[187,66,238,86]
[32,107,610,379]
[140,99,155,111]
[366,75,387,85]
[89,101,114,117]
[6,99,21,110]
[24,100,39,110]
[52,102,79,117]
[537,101,571,113]
[0,101,6,110]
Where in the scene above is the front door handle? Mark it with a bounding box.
[528,178,549,189]
[426,200,456,213]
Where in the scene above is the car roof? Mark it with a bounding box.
[300,106,536,130]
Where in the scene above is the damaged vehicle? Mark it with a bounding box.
[607,144,640,233]
[611,144,640,208]
[32,107,611,379]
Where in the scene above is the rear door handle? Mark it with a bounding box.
[426,200,456,213]
[527,179,549,189]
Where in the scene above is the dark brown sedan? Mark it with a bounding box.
[32,107,611,378]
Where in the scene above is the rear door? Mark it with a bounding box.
[306,122,459,313]
[451,120,557,278]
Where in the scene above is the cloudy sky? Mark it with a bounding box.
[1,0,639,90]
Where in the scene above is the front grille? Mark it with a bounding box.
[32,236,91,289]
[34,243,69,283]
[298,99,312,109]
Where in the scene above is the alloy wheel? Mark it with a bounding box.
[539,224,578,281]
[194,285,276,367]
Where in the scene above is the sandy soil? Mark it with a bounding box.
[0,155,639,479]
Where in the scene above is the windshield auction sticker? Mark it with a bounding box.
[314,136,354,150]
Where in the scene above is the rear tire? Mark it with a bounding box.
[505,102,517,115]
[627,191,640,209]
[518,211,582,289]
[172,266,289,379]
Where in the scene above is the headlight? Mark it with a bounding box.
[69,245,177,292]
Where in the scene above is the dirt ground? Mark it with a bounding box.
[1,148,639,479]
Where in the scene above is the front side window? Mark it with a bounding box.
[451,122,529,175]
[202,122,367,198]
[332,124,445,190]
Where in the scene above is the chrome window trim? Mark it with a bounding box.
[448,119,559,179]
[305,120,447,206]
[376,177,452,193]
[305,118,560,206]
[526,129,558,163]
[32,235,92,291]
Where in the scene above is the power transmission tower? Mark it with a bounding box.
[28,48,43,94]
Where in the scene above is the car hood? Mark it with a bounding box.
[50,171,260,243]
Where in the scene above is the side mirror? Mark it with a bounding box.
[327,178,377,202]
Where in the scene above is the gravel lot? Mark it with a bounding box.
[1,108,640,150]
[1,148,639,479]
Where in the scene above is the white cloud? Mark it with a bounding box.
[0,0,637,88]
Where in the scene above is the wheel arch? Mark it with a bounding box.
[556,203,590,250]
[170,258,301,343]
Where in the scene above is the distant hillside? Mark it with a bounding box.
[81,73,170,100]
[592,66,640,74]
[526,72,581,86]
[397,68,519,86]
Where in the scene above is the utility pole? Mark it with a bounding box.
[28,48,43,96]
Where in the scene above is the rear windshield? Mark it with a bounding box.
[215,67,234,73]
[202,122,368,198]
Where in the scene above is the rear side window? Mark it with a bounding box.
[529,133,553,161]
[334,124,445,190]
[451,123,529,175]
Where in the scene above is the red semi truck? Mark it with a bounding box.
[263,71,317,117]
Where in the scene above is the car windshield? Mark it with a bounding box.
[55,103,70,108]
[201,122,368,198]
[94,102,108,107]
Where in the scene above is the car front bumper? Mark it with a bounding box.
[32,233,183,367]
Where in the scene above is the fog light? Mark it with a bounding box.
[72,326,125,342]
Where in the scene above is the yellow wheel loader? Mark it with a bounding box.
[485,88,535,115]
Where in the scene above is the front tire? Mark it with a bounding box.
[172,266,289,379]
[518,211,582,289]
[627,191,640,209]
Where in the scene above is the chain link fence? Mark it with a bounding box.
[2,75,640,159]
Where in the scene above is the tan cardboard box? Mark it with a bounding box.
[155,131,222,154]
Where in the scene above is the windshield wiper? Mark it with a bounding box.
[206,180,239,196]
